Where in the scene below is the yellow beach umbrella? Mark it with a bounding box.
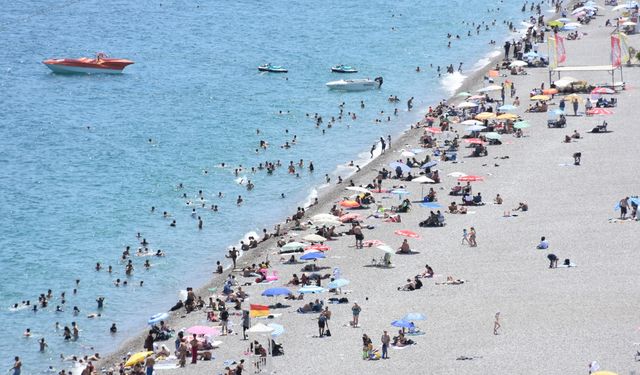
[475,112,496,120]
[565,94,584,103]
[125,351,154,367]
[548,20,564,27]
[496,113,518,120]
[592,372,618,375]
[530,94,550,101]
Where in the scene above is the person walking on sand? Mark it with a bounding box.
[318,312,327,337]
[381,331,390,359]
[352,302,362,327]
[353,223,364,249]
[242,310,250,340]
[461,228,470,245]
[493,312,501,335]
[572,99,579,116]
[469,227,477,247]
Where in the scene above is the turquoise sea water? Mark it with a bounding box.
[0,0,531,371]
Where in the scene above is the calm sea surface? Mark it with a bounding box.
[0,0,530,371]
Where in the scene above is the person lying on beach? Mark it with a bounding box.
[398,276,422,291]
[436,276,465,285]
[448,202,467,214]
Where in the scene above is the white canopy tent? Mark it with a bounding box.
[548,65,624,89]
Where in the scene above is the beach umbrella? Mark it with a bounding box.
[530,94,550,101]
[340,213,362,222]
[460,119,483,126]
[377,245,395,254]
[559,25,578,31]
[509,60,528,67]
[282,242,305,252]
[391,189,410,196]
[411,148,425,154]
[389,161,411,172]
[413,176,434,183]
[303,234,327,243]
[147,312,169,325]
[391,319,413,328]
[523,51,539,58]
[298,285,325,294]
[125,352,154,367]
[591,372,618,375]
[447,172,467,177]
[458,175,483,182]
[312,213,339,221]
[425,127,442,134]
[468,95,485,100]
[521,21,534,27]
[475,112,496,120]
[187,325,220,335]
[477,85,502,92]
[456,91,472,97]
[305,244,331,252]
[587,108,613,115]
[401,150,416,157]
[339,200,361,208]
[420,202,442,209]
[312,217,341,226]
[622,21,637,26]
[547,20,564,27]
[402,313,426,321]
[613,3,636,11]
[496,113,518,120]
[513,121,531,129]
[557,17,571,22]
[421,160,438,169]
[247,323,274,334]
[464,138,485,145]
[394,229,420,239]
[564,22,582,27]
[261,287,293,297]
[498,104,517,111]
[345,186,370,194]
[300,251,326,260]
[267,323,284,337]
[485,132,502,140]
[591,87,615,95]
[457,101,479,108]
[565,94,583,103]
[327,278,350,289]
[542,88,558,95]
[465,125,486,132]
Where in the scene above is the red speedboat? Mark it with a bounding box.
[43,53,134,74]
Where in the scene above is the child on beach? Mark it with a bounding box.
[461,228,469,245]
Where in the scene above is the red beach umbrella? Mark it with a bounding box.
[340,213,363,223]
[591,87,615,95]
[394,230,421,239]
[458,175,484,182]
[425,127,442,134]
[464,138,485,144]
[305,244,331,252]
[587,108,613,115]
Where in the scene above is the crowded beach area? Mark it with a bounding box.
[7,0,640,375]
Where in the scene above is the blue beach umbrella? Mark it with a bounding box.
[391,319,413,328]
[402,313,426,321]
[421,160,438,169]
[389,162,411,172]
[148,312,169,325]
[411,148,426,154]
[300,251,326,260]
[298,285,326,294]
[261,287,292,297]
[420,202,442,209]
[498,104,517,111]
[523,51,539,59]
[327,278,350,289]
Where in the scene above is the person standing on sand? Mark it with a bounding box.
[242,310,250,340]
[144,355,155,375]
[572,99,579,116]
[226,248,239,269]
[178,339,188,367]
[353,223,364,249]
[493,312,501,335]
[352,302,362,327]
[381,331,390,359]
[190,334,198,364]
[144,331,154,352]
[619,197,629,219]
[469,227,477,247]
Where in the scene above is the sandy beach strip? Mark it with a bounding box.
[96,4,640,375]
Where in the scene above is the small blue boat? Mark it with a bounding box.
[258,63,288,73]
[331,64,358,73]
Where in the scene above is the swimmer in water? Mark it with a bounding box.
[237,195,243,205]
[24,328,31,337]
[87,313,101,318]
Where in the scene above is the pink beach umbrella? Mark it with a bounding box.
[591,87,615,95]
[458,175,484,182]
[186,326,220,336]
[340,213,363,223]
[363,239,384,247]
[305,244,331,252]
[425,127,442,134]
[587,108,613,115]
[464,138,485,145]
[394,230,421,239]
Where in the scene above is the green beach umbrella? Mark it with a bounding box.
[548,20,564,27]
[485,132,502,140]
[513,121,531,129]
[456,91,472,97]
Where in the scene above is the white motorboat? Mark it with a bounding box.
[326,77,383,91]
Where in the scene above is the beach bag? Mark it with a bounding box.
[325,329,331,337]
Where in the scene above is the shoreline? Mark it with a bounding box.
[94,20,516,373]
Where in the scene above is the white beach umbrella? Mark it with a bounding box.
[401,150,416,157]
[460,119,483,126]
[303,234,327,243]
[412,176,435,183]
[457,101,479,108]
[447,172,467,178]
[478,85,502,92]
[247,323,274,334]
[622,21,637,26]
[345,187,370,194]
[510,60,528,67]
[312,213,339,221]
